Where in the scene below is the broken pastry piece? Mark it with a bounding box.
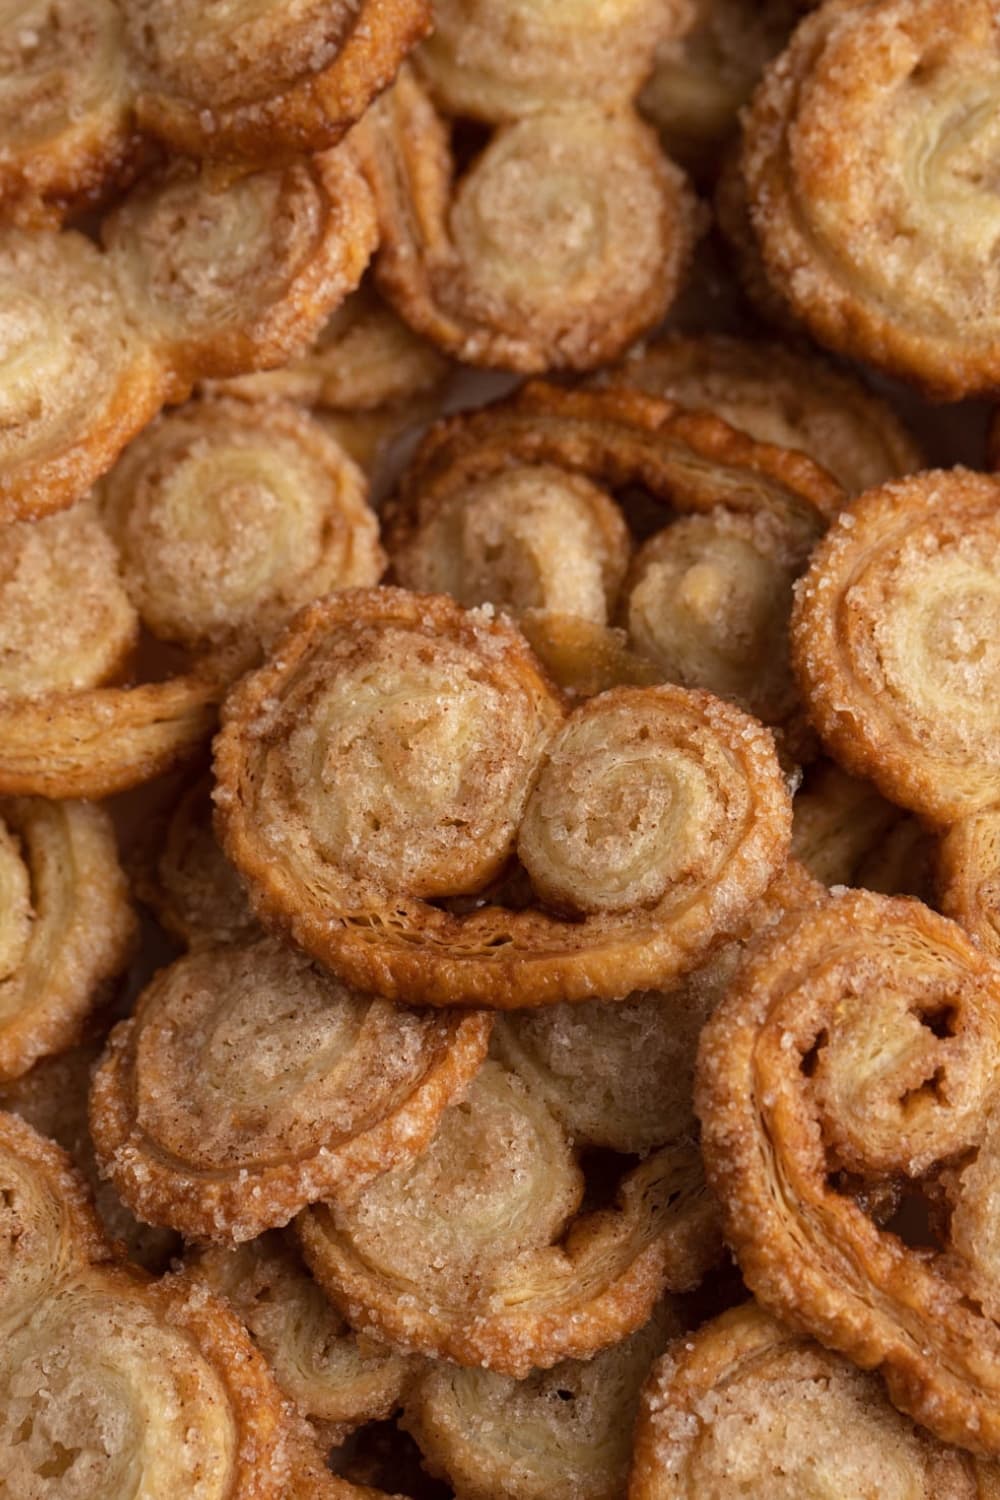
[215,586,792,1009]
[0,1110,338,1498]
[629,1302,998,1496]
[403,1300,681,1500]
[90,935,492,1244]
[792,469,1000,826]
[741,0,1000,398]
[354,66,697,372]
[939,809,1000,963]
[697,889,1000,1455]
[0,145,376,525]
[0,0,429,224]
[791,760,935,900]
[192,1231,415,1448]
[298,1061,718,1375]
[0,797,135,1083]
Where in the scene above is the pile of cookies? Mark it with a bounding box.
[1,1,999,1496]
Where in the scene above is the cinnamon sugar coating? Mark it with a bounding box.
[0,143,376,525]
[0,797,135,1082]
[742,0,1000,398]
[354,66,697,372]
[90,935,492,1244]
[403,1300,681,1500]
[629,1302,998,1497]
[0,0,429,224]
[791,470,1000,827]
[216,586,791,1009]
[696,890,1000,1455]
[298,1062,719,1375]
[0,1110,336,1497]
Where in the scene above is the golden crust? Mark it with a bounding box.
[354,66,697,372]
[216,586,791,1009]
[791,470,1000,826]
[939,810,1000,963]
[193,1231,414,1446]
[99,397,384,651]
[415,0,689,122]
[608,333,922,496]
[742,0,1000,399]
[90,935,492,1244]
[298,1062,719,1376]
[126,0,430,159]
[0,145,376,525]
[792,759,936,898]
[629,1301,999,1497]
[696,889,1000,1456]
[403,1301,681,1500]
[0,1110,332,1498]
[0,797,135,1082]
[0,1043,179,1272]
[0,0,429,224]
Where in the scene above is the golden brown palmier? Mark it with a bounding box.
[792,470,1000,826]
[608,334,921,495]
[216,587,792,1008]
[517,615,662,700]
[354,67,697,372]
[1,144,376,525]
[0,504,231,799]
[640,0,813,176]
[0,797,135,1082]
[137,773,255,949]
[403,1300,681,1500]
[0,1110,332,1498]
[90,936,492,1244]
[194,1231,414,1447]
[387,463,631,626]
[697,889,1000,1455]
[99,398,384,651]
[792,760,935,898]
[743,0,1000,399]
[629,1302,999,1497]
[0,0,428,224]
[0,1043,179,1271]
[415,0,689,122]
[940,810,1000,962]
[299,1061,718,1375]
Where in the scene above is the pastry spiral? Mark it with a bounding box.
[0,797,135,1083]
[640,0,811,175]
[194,1231,414,1446]
[609,334,921,496]
[629,1301,997,1498]
[138,773,255,949]
[386,463,631,625]
[0,0,130,224]
[99,398,384,650]
[298,1061,718,1375]
[791,470,1000,826]
[0,1110,337,1498]
[792,759,935,898]
[403,1301,680,1500]
[216,587,791,1008]
[939,810,1000,962]
[742,0,1000,398]
[355,66,696,371]
[90,935,492,1243]
[696,889,1000,1454]
[0,145,376,525]
[0,1042,179,1272]
[414,0,688,122]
